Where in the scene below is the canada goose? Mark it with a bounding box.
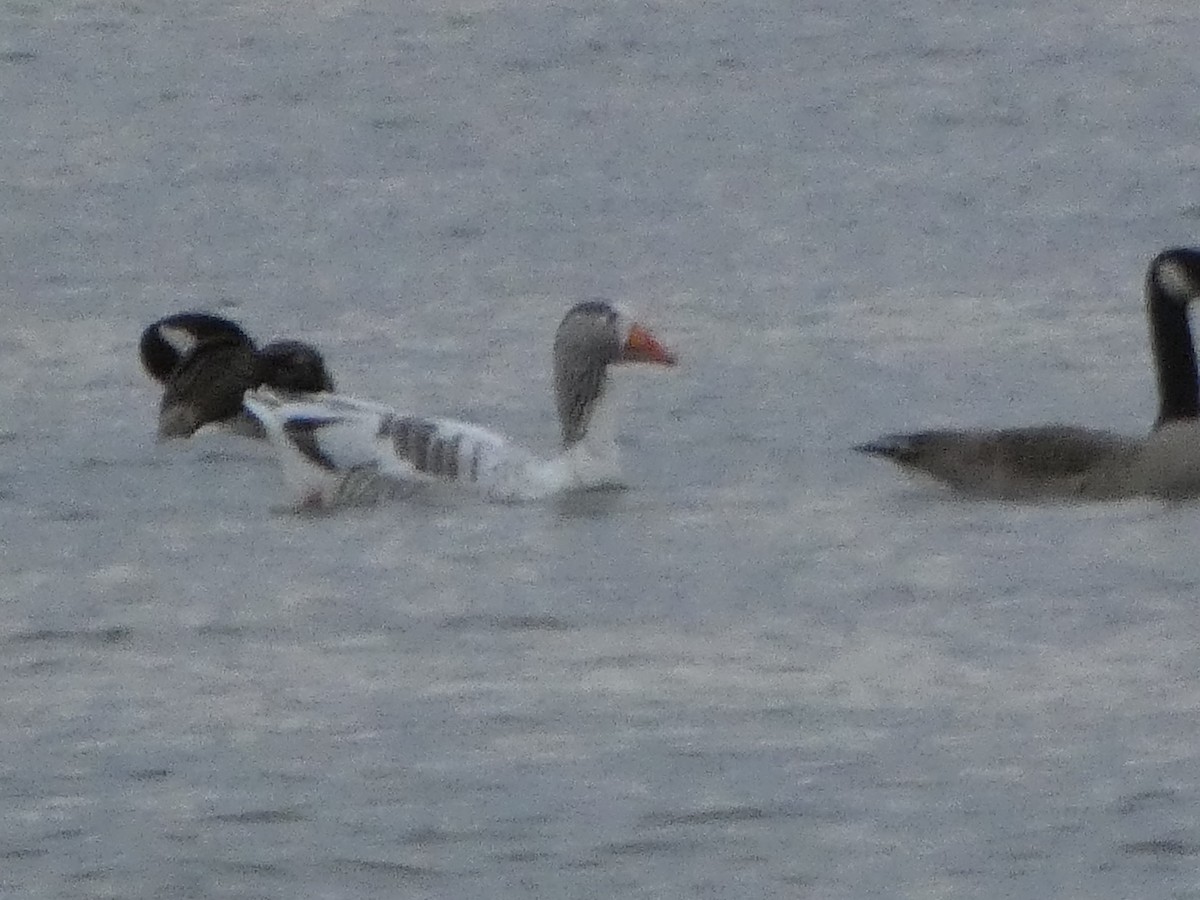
[243,301,678,507]
[139,312,335,439]
[856,248,1200,500]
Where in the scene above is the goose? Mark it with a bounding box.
[243,300,678,507]
[139,312,335,439]
[856,247,1200,500]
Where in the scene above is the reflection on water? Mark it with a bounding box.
[552,484,629,519]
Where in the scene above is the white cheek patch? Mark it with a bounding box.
[613,305,636,346]
[158,324,201,356]
[1157,259,1195,302]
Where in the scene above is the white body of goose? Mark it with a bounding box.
[140,312,335,439]
[244,301,677,507]
[857,248,1200,500]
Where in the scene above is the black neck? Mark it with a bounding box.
[140,330,182,382]
[139,313,253,382]
[1149,273,1200,427]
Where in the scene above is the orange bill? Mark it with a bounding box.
[621,323,677,366]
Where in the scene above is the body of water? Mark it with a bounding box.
[3,0,1200,896]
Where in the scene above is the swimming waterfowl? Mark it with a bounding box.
[139,312,335,439]
[856,248,1200,500]
[244,301,677,506]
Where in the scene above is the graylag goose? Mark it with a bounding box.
[244,301,677,506]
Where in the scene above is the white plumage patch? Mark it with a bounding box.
[1156,258,1196,303]
[157,324,204,358]
[243,387,626,508]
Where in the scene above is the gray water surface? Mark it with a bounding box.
[4,1,1200,897]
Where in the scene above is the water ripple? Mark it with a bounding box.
[440,614,574,633]
[1120,839,1200,858]
[207,808,310,825]
[5,626,132,646]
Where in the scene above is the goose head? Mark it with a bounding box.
[1147,247,1200,427]
[552,300,676,449]
[139,312,253,383]
[256,340,336,393]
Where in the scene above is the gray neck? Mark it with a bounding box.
[555,356,608,449]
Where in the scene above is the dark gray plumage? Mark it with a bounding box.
[140,311,335,439]
[858,248,1200,500]
[379,415,464,480]
[855,426,1141,500]
[157,338,259,439]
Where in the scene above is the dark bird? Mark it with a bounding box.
[140,312,335,439]
[856,248,1200,500]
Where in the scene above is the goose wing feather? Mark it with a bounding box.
[158,340,258,438]
[244,389,544,505]
[856,425,1142,499]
